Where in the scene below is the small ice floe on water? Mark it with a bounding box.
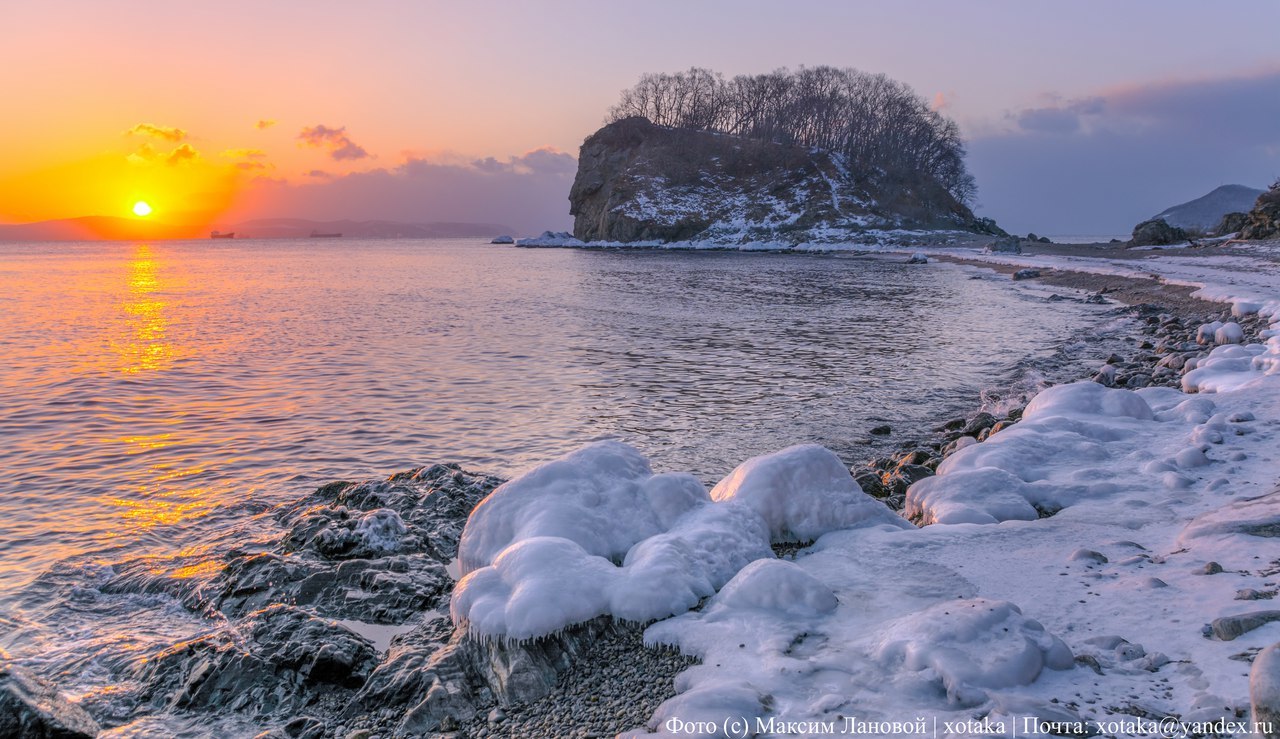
[489,235,514,244]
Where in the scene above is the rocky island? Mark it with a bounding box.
[528,67,1004,249]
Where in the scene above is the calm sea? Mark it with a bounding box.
[0,238,1115,702]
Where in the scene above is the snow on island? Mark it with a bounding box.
[449,245,1280,732]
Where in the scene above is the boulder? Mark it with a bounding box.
[1013,268,1041,280]
[1253,642,1280,736]
[0,659,100,739]
[136,605,381,715]
[985,236,1022,254]
[1240,182,1280,240]
[1130,218,1188,246]
[1213,212,1249,236]
[489,235,515,244]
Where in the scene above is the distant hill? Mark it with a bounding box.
[1152,184,1263,231]
[0,216,202,242]
[0,217,514,242]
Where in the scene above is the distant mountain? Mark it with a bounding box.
[1153,184,1263,231]
[221,219,514,239]
[0,217,514,242]
[0,216,202,242]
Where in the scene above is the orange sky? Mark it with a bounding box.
[2,1,1277,233]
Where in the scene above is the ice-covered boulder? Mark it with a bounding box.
[452,442,903,640]
[1253,643,1280,735]
[906,383,1154,525]
[874,599,1073,707]
[1022,381,1154,422]
[515,231,585,247]
[710,444,911,542]
[458,441,706,574]
[489,235,515,244]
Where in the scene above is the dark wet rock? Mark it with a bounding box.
[213,463,501,623]
[961,412,997,436]
[852,470,887,498]
[391,618,659,735]
[894,449,933,467]
[884,464,934,496]
[215,551,451,624]
[1125,373,1152,389]
[1130,218,1188,246]
[253,716,329,739]
[1209,611,1280,641]
[1013,268,1042,280]
[1069,549,1108,564]
[0,658,100,739]
[136,604,380,715]
[869,424,892,436]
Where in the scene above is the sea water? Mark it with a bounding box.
[0,237,1119,708]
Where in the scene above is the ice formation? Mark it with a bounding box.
[451,442,906,640]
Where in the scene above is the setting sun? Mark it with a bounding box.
[132,201,153,217]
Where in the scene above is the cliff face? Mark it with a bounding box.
[569,117,999,245]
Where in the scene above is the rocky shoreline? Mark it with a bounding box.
[849,279,1270,518]
[3,264,1269,739]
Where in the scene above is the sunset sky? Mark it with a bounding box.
[2,0,1278,235]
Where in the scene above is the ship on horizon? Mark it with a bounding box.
[210,230,235,239]
[309,230,342,238]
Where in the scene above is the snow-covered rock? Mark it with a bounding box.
[451,442,903,641]
[874,599,1073,706]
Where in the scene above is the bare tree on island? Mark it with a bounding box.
[608,66,976,206]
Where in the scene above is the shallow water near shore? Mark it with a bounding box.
[0,237,1119,714]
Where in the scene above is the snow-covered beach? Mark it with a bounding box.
[446,239,1280,737]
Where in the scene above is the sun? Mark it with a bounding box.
[132,200,152,217]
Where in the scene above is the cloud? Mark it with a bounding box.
[471,147,577,175]
[221,148,267,159]
[298,124,370,161]
[224,147,579,233]
[968,68,1280,235]
[255,119,277,130]
[127,123,187,142]
[165,143,200,166]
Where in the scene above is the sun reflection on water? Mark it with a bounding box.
[113,244,175,374]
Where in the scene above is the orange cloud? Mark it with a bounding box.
[220,148,267,159]
[127,123,187,142]
[255,119,277,130]
[165,144,200,166]
[298,124,370,161]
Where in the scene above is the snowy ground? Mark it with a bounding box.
[450,244,1280,738]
